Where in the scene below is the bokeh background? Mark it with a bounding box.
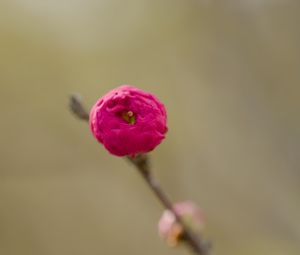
[1,0,299,254]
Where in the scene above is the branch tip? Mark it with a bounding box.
[69,93,89,121]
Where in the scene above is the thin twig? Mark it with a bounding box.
[69,94,89,121]
[127,155,210,255]
[69,95,211,255]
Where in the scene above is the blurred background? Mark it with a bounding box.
[0,0,299,254]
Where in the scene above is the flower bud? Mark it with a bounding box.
[89,85,167,156]
[158,201,205,247]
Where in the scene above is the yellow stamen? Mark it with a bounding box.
[122,111,136,124]
[127,111,134,117]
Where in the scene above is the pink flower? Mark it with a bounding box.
[158,201,205,246]
[89,85,167,156]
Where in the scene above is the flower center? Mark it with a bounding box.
[121,110,136,124]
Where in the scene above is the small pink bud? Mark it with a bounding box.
[89,85,168,156]
[158,201,205,247]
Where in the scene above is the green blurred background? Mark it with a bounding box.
[0,1,299,254]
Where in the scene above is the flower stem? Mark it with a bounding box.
[69,95,211,255]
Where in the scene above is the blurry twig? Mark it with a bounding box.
[69,94,211,255]
[127,155,210,255]
[69,94,89,121]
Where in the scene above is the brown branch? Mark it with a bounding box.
[127,155,210,255]
[69,94,89,121]
[69,95,211,255]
